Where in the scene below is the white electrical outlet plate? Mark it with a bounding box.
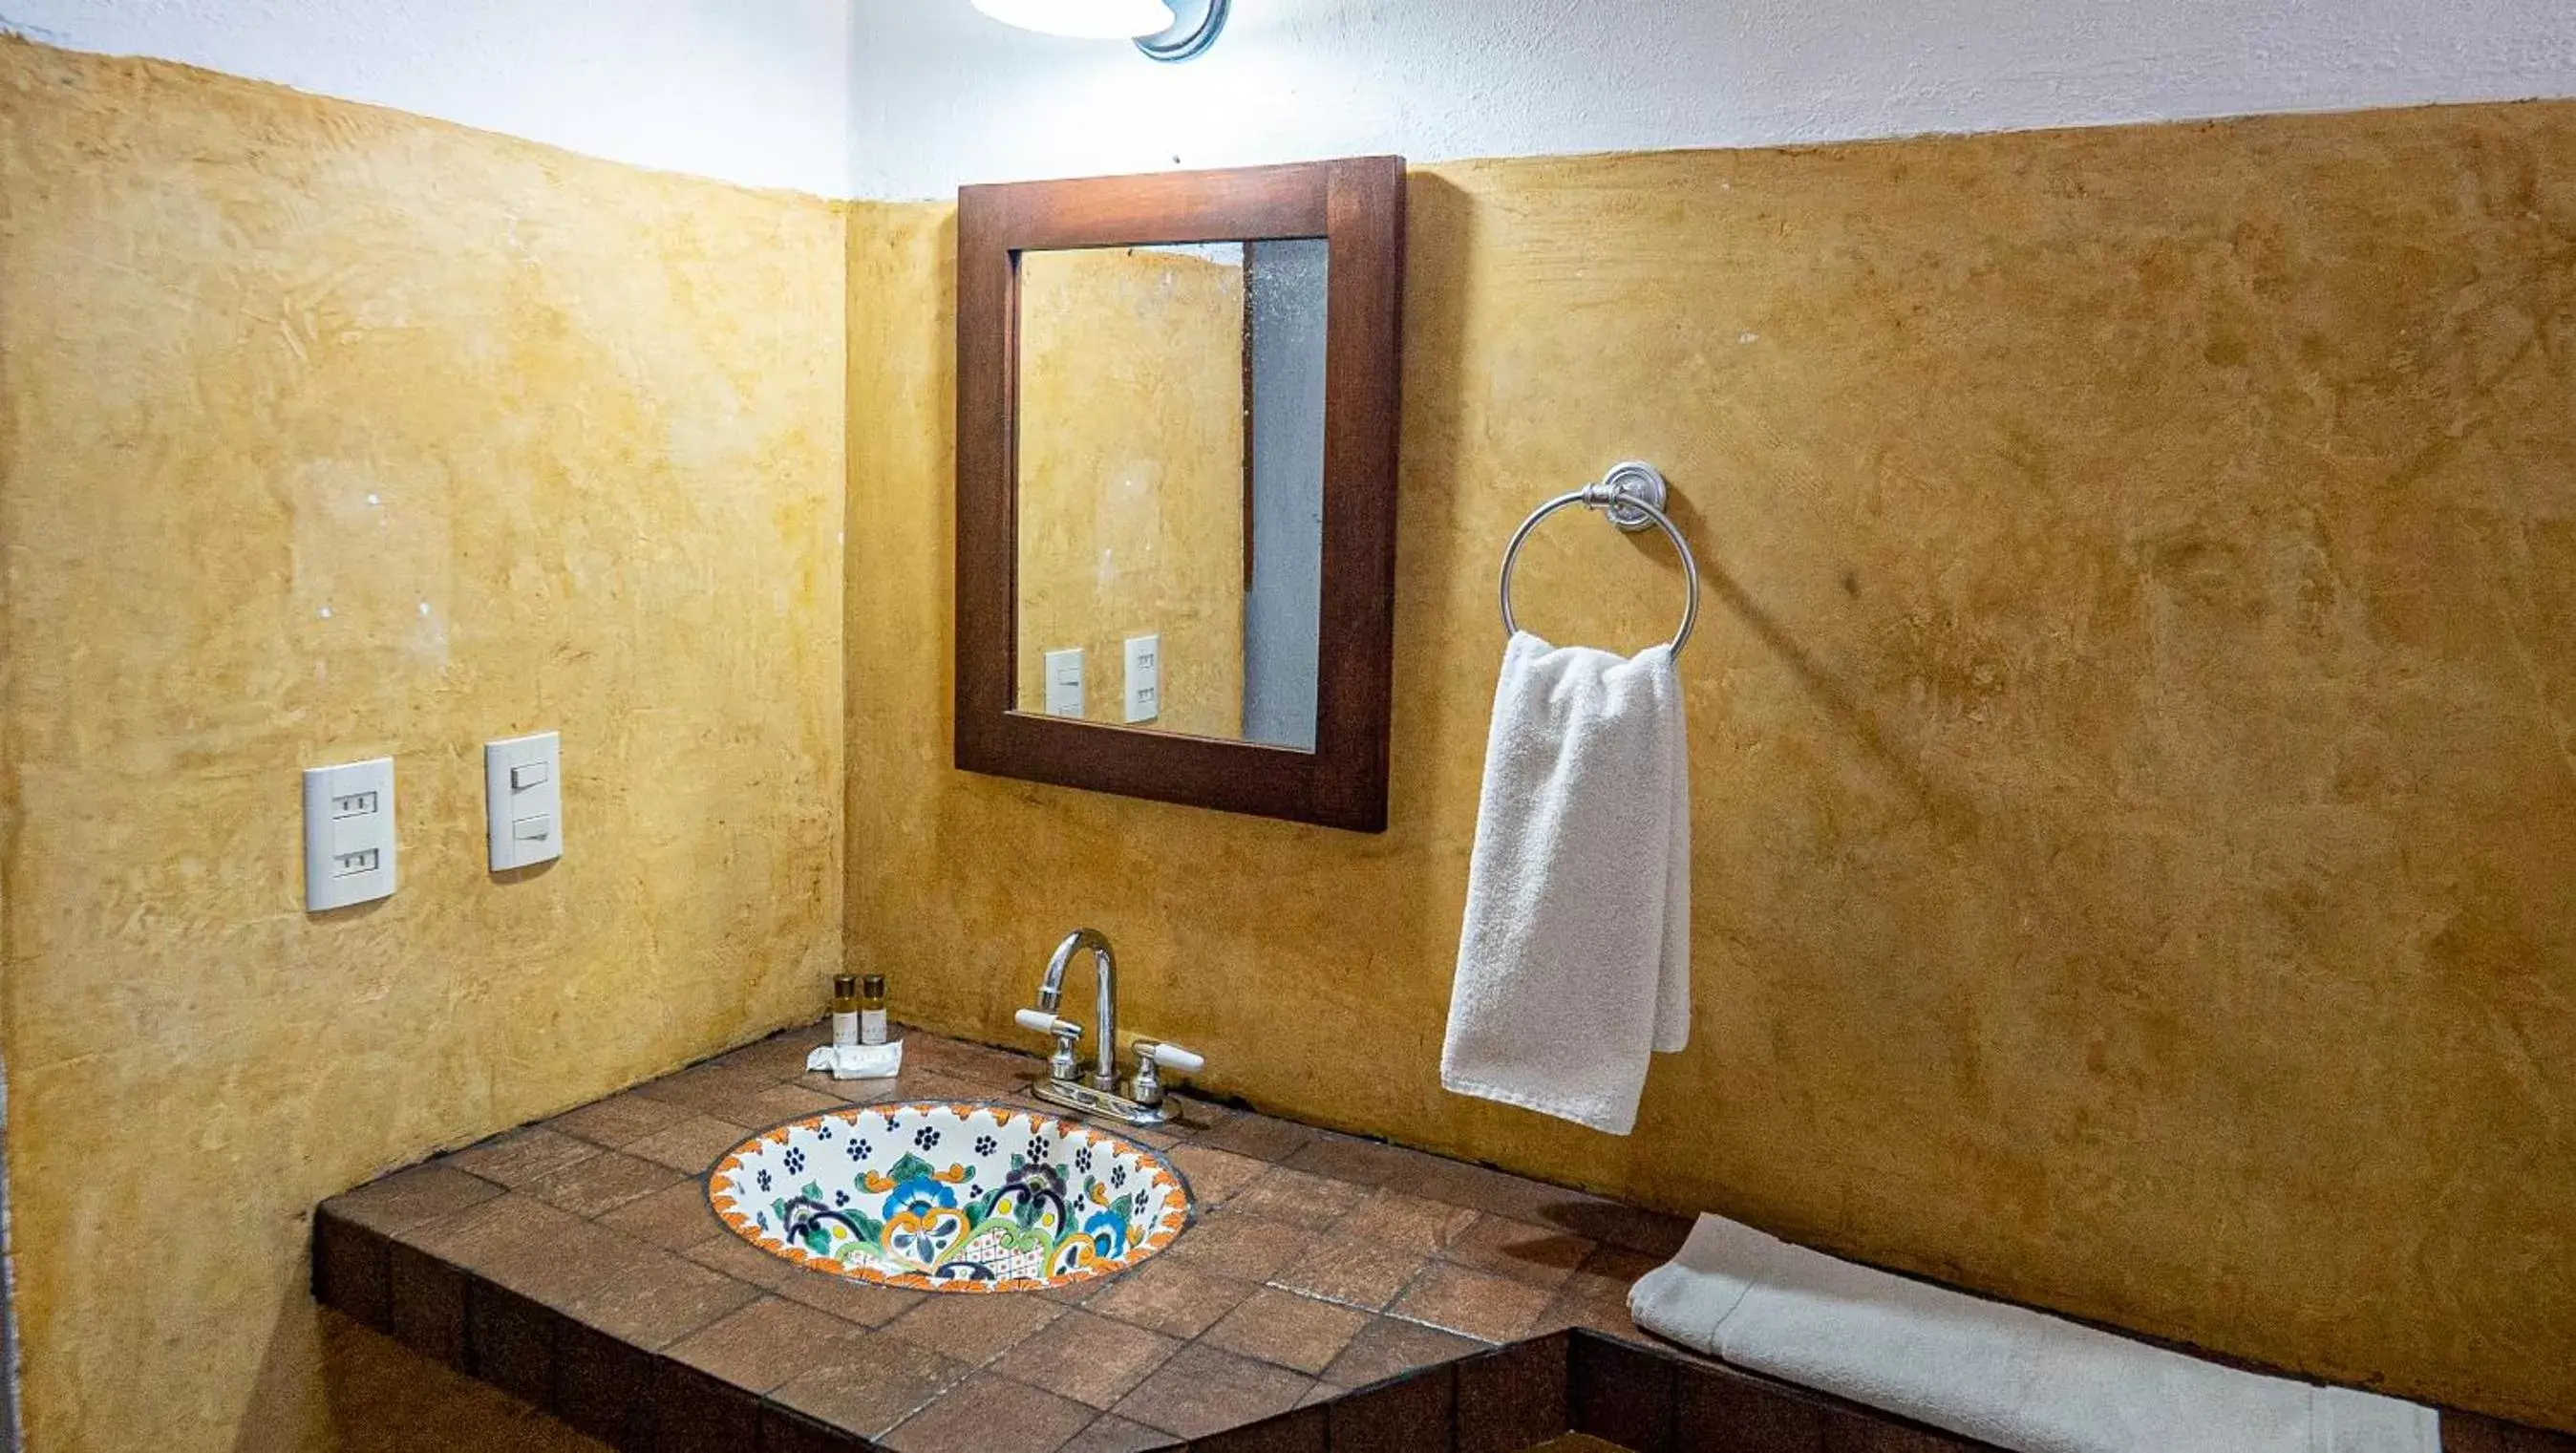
[1043,648,1085,717]
[1124,633,1160,723]
[485,731,564,871]
[303,758,396,911]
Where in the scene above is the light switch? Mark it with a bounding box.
[1123,634,1160,723]
[485,731,563,871]
[1043,649,1085,717]
[304,758,396,910]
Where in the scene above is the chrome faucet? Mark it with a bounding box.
[1016,928,1204,1126]
[1037,928,1119,1091]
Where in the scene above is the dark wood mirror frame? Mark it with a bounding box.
[954,157,1406,832]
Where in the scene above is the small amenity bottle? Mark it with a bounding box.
[831,974,862,1050]
[860,973,890,1046]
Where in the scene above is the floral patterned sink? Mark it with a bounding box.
[706,1101,1191,1292]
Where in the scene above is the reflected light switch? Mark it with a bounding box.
[1044,648,1085,717]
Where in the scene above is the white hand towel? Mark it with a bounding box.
[1629,1214,2439,1453]
[1441,630,1689,1136]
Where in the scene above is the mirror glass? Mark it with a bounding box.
[1014,239,1329,751]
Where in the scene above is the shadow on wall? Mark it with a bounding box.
[232,1280,602,1452]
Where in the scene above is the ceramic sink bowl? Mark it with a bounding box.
[707,1100,1190,1292]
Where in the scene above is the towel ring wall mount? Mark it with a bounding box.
[1499,461,1701,654]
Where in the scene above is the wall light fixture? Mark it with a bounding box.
[970,0,1229,61]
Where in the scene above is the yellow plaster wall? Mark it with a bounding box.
[846,106,2576,1427]
[1015,246,1246,737]
[0,41,843,1450]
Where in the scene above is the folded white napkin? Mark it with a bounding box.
[805,1040,903,1080]
[1441,630,1689,1136]
[1630,1214,2439,1453]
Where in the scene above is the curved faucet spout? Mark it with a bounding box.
[1039,929,1118,1091]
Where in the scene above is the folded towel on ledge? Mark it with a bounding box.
[1629,1214,2438,1453]
[1441,630,1690,1136]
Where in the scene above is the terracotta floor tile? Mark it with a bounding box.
[1202,1288,1372,1376]
[564,1246,762,1349]
[445,1127,602,1189]
[772,1334,970,1440]
[1155,1096,1235,1139]
[1086,1258,1259,1339]
[1539,1247,1661,1341]
[1225,1167,1369,1229]
[883,1371,1097,1453]
[1458,1335,1571,1452]
[1111,1342,1316,1440]
[524,1150,685,1219]
[1440,1213,1596,1290]
[771,1269,930,1327]
[1320,1316,1484,1389]
[713,1029,834,1082]
[1335,1189,1479,1254]
[1192,1113,1317,1164]
[634,1062,789,1118]
[1160,1213,1319,1282]
[1280,1133,1452,1189]
[668,1295,876,1393]
[742,1082,843,1125]
[411,1194,651,1311]
[600,1180,729,1251]
[1390,1263,1551,1344]
[1550,1203,1692,1259]
[1056,1414,1182,1452]
[807,1069,990,1106]
[626,1113,756,1174]
[898,1034,1043,1083]
[1268,1237,1428,1312]
[1167,1145,1267,1205]
[1036,1271,1110,1306]
[324,1165,502,1235]
[545,1091,694,1149]
[1409,1160,1605,1227]
[990,1309,1182,1409]
[681,1231,798,1289]
[884,1288,1066,1363]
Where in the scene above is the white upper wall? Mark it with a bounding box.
[851,0,2576,198]
[0,0,854,196]
[8,0,2575,200]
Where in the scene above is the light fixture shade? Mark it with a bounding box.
[971,0,1176,40]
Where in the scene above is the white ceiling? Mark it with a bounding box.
[9,0,2576,199]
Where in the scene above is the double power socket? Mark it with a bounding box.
[301,731,563,911]
[1043,632,1160,723]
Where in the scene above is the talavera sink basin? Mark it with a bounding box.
[706,1101,1190,1292]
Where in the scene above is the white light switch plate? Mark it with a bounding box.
[1124,634,1160,723]
[485,731,563,871]
[1043,649,1085,717]
[304,758,396,910]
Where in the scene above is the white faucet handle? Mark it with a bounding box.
[1016,1008,1079,1038]
[1144,1040,1203,1075]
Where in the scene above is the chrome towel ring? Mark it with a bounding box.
[1498,461,1701,654]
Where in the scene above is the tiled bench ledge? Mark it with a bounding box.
[313,1025,2572,1453]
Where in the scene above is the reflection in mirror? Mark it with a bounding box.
[1014,239,1328,751]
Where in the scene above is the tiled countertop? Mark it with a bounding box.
[314,1026,2572,1453]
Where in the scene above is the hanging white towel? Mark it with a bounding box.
[1441,630,1689,1136]
[1629,1214,2440,1453]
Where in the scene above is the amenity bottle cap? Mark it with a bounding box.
[833,973,859,999]
[862,973,885,996]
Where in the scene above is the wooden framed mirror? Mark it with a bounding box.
[954,157,1405,831]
